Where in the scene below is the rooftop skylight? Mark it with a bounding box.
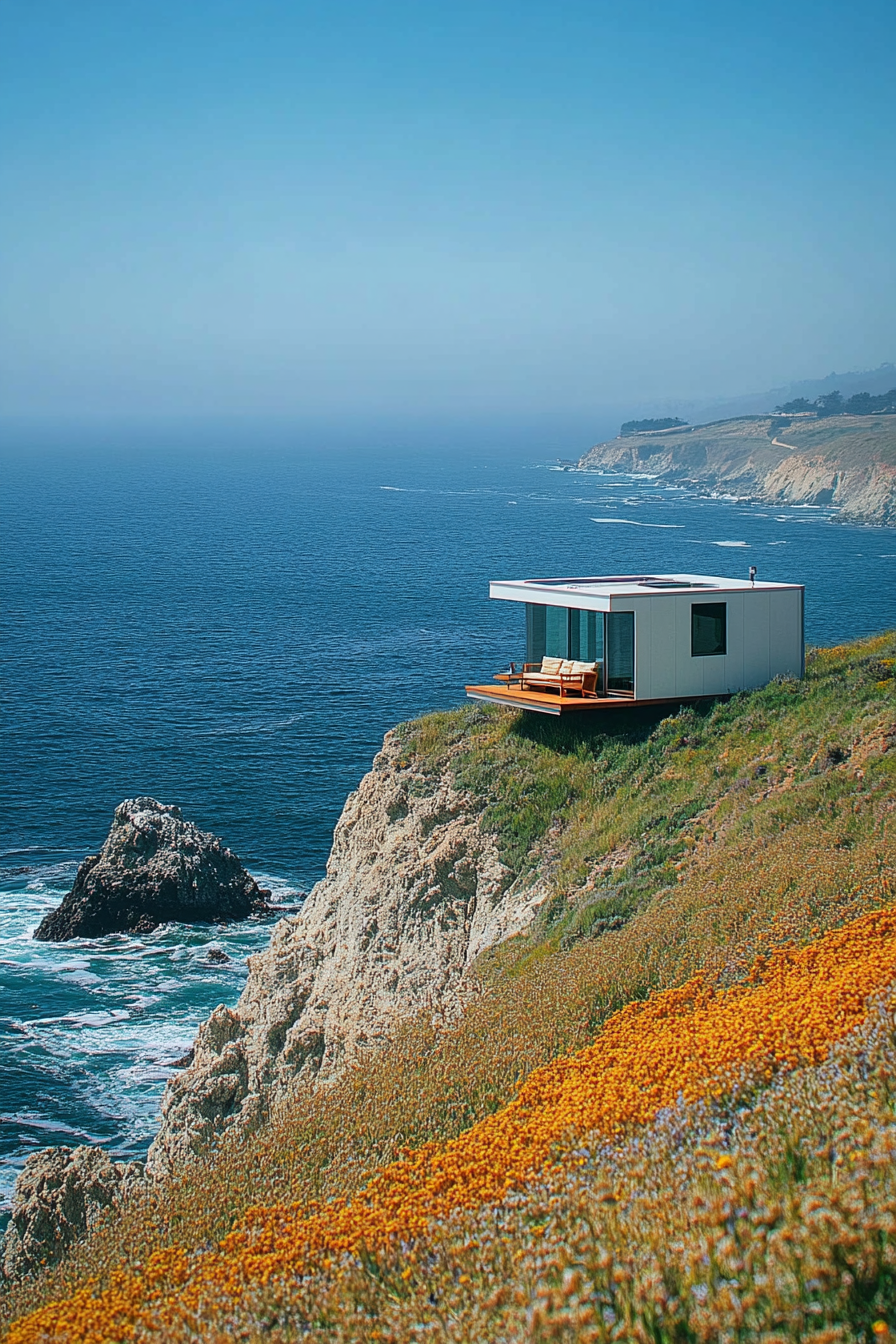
[525,576,715,589]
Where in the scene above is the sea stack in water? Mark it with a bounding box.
[34,798,271,941]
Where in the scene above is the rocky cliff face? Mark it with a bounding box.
[762,455,896,524]
[577,415,896,526]
[2,1147,145,1280]
[34,798,271,941]
[146,730,547,1176]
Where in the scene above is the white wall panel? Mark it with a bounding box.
[647,595,678,699]
[725,593,746,691]
[701,646,729,695]
[769,589,803,677]
[742,592,771,688]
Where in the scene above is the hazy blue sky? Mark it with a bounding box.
[1,0,894,433]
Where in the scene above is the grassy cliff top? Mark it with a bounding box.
[398,633,895,954]
[579,412,896,474]
[778,413,896,467]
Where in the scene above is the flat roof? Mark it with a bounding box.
[490,572,803,608]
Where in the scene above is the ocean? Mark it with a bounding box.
[2,433,895,1213]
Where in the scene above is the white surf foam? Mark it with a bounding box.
[591,518,683,529]
[0,868,303,1208]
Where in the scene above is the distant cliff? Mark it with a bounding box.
[577,413,896,526]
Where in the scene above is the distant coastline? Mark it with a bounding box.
[577,411,896,527]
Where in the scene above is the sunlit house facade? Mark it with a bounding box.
[466,573,805,715]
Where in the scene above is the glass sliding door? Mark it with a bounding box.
[526,604,547,662]
[525,605,609,692]
[569,608,604,692]
[606,611,635,696]
[569,608,602,663]
[525,603,567,661]
[545,605,568,658]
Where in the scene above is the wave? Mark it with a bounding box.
[0,847,71,859]
[591,518,684,529]
[0,872,305,1207]
[191,714,306,738]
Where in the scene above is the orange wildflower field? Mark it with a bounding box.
[9,904,896,1344]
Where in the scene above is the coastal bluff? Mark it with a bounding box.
[33,798,271,941]
[2,740,547,1277]
[2,635,894,1325]
[146,728,548,1175]
[577,412,896,526]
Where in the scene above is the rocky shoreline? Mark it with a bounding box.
[3,731,549,1277]
[2,1148,145,1282]
[576,413,896,527]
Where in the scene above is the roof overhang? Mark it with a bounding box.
[489,573,803,611]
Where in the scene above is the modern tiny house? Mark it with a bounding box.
[465,573,805,715]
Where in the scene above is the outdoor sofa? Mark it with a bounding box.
[520,656,600,697]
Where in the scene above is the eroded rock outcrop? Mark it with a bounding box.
[34,798,271,941]
[763,455,896,525]
[147,730,547,1175]
[1,1147,146,1280]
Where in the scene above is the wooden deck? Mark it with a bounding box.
[465,683,633,715]
[466,683,728,716]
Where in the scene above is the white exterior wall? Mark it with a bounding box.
[647,595,676,699]
[741,590,770,689]
[768,586,804,679]
[604,588,802,699]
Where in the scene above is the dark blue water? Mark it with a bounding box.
[2,433,895,1209]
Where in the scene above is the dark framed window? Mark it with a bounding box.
[691,602,727,657]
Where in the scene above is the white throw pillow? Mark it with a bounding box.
[541,656,563,674]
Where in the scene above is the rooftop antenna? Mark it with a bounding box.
[749,565,757,586]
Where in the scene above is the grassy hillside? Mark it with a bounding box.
[401,636,895,957]
[780,414,896,468]
[3,633,895,1341]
